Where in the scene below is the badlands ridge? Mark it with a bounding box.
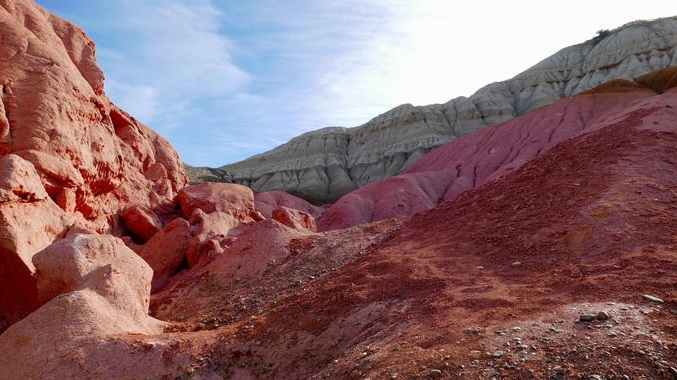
[189,16,677,205]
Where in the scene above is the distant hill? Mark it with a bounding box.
[188,16,677,204]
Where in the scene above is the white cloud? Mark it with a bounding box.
[96,0,250,130]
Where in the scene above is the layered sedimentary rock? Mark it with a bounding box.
[152,74,677,378]
[0,2,675,377]
[204,16,677,203]
[316,72,675,230]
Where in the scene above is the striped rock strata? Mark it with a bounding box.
[197,16,677,204]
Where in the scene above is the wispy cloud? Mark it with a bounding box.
[95,0,249,123]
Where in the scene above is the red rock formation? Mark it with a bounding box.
[178,182,262,221]
[0,0,186,324]
[0,2,675,378]
[184,209,237,267]
[272,206,317,232]
[120,205,162,242]
[149,85,677,379]
[0,153,74,323]
[0,0,185,225]
[0,233,168,379]
[137,218,192,292]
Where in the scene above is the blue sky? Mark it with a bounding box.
[35,1,675,167]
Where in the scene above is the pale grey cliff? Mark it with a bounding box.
[190,16,677,204]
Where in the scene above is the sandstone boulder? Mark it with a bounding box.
[120,205,162,242]
[272,206,317,232]
[178,182,263,221]
[136,218,192,292]
[0,233,167,379]
[185,209,240,267]
[0,153,49,202]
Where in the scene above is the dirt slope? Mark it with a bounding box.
[147,85,676,379]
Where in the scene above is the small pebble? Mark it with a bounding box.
[642,294,664,303]
[492,351,504,358]
[596,311,610,321]
[579,314,596,322]
[511,261,522,269]
[428,369,442,377]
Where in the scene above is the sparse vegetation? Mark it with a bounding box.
[591,28,612,44]
[587,17,675,45]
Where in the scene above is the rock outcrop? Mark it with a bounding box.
[0,154,76,323]
[0,0,186,225]
[201,16,677,204]
[0,0,186,326]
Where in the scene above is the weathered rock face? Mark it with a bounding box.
[219,127,356,203]
[0,0,186,326]
[0,0,186,226]
[0,153,75,323]
[204,16,677,204]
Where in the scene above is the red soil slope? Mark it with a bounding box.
[316,78,669,231]
[141,84,676,379]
